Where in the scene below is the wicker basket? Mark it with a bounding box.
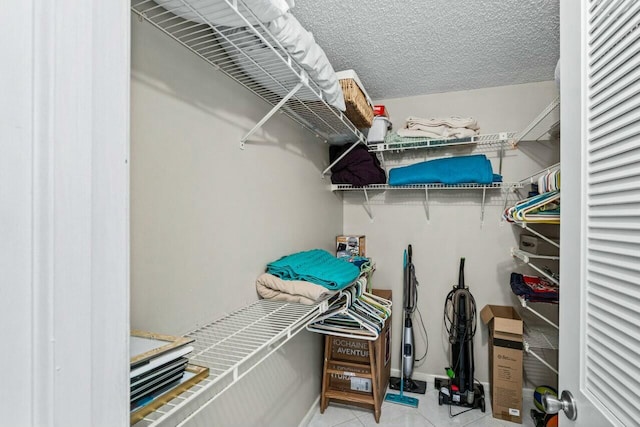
[339,78,374,128]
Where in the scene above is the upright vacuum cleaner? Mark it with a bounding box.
[437,258,486,414]
[389,245,427,395]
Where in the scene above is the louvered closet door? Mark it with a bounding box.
[559,0,640,425]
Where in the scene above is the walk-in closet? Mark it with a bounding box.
[5,1,639,426]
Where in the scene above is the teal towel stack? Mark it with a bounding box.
[267,249,360,290]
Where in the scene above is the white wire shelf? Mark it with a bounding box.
[132,299,324,426]
[517,296,559,330]
[524,322,559,350]
[511,248,560,286]
[332,182,523,222]
[511,248,559,263]
[523,321,559,375]
[516,96,560,143]
[331,182,523,191]
[131,0,365,151]
[368,132,518,153]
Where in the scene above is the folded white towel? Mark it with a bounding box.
[405,116,480,131]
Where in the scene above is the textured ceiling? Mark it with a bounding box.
[292,0,559,100]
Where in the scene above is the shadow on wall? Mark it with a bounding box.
[130,17,329,173]
[191,332,323,426]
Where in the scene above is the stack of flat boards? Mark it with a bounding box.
[130,330,209,424]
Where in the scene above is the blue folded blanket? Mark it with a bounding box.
[388,154,498,185]
[267,249,360,291]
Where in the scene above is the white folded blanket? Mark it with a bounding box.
[256,273,337,305]
[405,116,480,131]
[269,13,345,111]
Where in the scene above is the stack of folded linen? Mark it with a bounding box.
[397,116,480,139]
[266,249,360,290]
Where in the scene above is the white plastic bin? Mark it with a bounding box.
[367,116,390,143]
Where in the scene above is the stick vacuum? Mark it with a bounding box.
[389,245,427,395]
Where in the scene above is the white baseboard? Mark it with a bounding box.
[298,395,320,427]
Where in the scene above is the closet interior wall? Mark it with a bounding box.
[342,81,560,388]
[130,15,342,426]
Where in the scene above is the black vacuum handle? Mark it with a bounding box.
[408,244,412,263]
[458,257,465,289]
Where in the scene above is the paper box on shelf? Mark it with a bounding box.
[480,305,524,424]
[519,234,559,256]
[336,235,366,259]
[327,289,392,400]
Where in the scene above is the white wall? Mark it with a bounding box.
[344,81,560,386]
[130,15,340,425]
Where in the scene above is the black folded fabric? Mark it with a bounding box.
[329,144,387,186]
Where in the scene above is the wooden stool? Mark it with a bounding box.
[320,336,383,423]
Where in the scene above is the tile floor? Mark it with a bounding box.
[307,387,537,427]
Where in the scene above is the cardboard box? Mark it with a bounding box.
[480,305,524,424]
[336,235,366,259]
[519,234,559,256]
[327,289,392,401]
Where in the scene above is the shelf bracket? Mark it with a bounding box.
[480,187,487,224]
[515,96,561,144]
[500,188,516,222]
[362,188,374,221]
[240,82,304,149]
[497,133,507,175]
[322,138,365,176]
[511,248,560,286]
[378,152,386,169]
[523,342,559,375]
[424,188,430,222]
[519,297,559,330]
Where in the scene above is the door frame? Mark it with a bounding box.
[1,1,130,425]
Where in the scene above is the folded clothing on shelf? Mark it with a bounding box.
[510,272,558,303]
[397,115,480,139]
[267,249,360,290]
[388,154,499,185]
[256,273,338,304]
[329,144,386,186]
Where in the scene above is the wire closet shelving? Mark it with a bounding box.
[131,0,365,162]
[368,132,517,153]
[132,299,326,426]
[332,182,524,222]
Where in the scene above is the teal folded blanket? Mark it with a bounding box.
[388,154,497,185]
[267,249,360,291]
